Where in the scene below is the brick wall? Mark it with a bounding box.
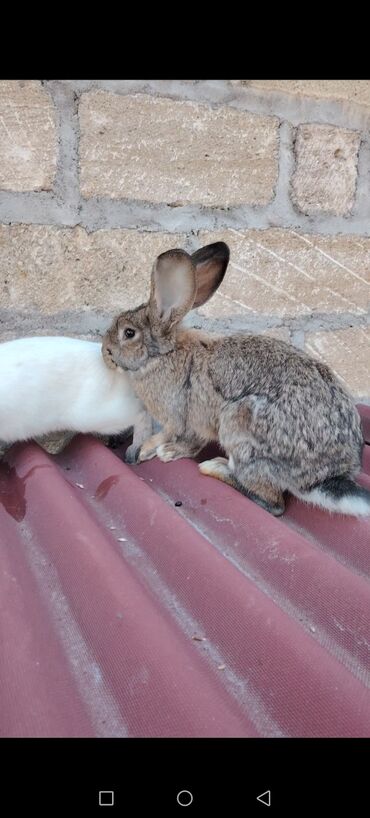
[0,80,369,401]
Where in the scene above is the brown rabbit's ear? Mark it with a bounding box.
[149,249,197,327]
[191,242,230,308]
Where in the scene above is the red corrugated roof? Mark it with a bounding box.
[1,405,369,738]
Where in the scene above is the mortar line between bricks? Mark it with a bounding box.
[1,199,368,237]
[0,204,370,238]
[1,309,369,336]
[2,195,369,239]
[353,133,370,220]
[271,120,297,223]
[41,81,80,220]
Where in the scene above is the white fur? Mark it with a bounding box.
[0,336,144,444]
[294,487,370,517]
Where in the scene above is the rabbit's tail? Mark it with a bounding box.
[296,475,370,517]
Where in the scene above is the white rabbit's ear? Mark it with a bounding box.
[149,249,197,327]
[191,242,230,308]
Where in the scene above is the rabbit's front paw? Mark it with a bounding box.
[156,443,183,462]
[124,443,141,464]
[136,434,162,462]
[157,442,201,462]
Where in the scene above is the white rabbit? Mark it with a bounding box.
[0,336,152,459]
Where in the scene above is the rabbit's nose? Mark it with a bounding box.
[106,346,113,356]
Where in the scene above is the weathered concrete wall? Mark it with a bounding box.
[0,79,369,401]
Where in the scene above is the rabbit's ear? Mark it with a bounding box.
[149,249,197,327]
[191,242,229,308]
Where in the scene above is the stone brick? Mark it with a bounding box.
[229,80,370,107]
[79,91,278,206]
[291,124,360,216]
[305,328,370,398]
[0,81,57,191]
[196,229,370,318]
[0,226,183,315]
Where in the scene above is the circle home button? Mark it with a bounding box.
[177,790,194,807]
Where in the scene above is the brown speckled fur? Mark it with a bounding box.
[102,242,367,516]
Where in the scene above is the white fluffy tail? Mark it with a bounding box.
[296,475,370,517]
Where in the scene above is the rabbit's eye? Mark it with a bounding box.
[124,328,136,339]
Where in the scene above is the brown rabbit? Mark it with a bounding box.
[102,242,370,517]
